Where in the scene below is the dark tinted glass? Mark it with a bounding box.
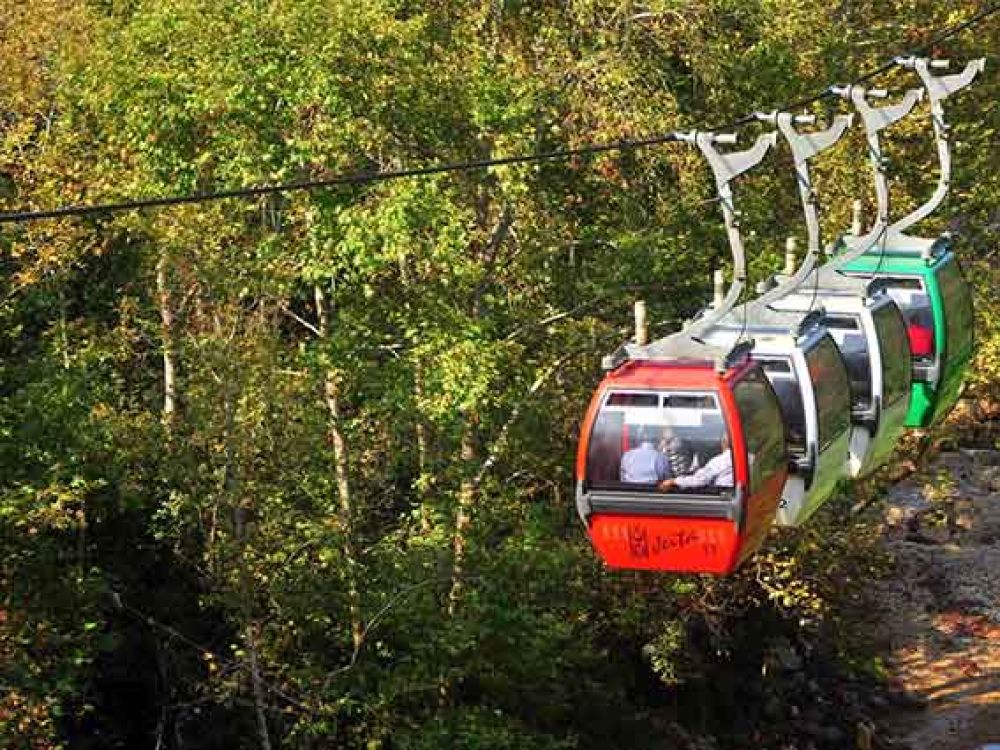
[732,367,786,493]
[607,392,659,407]
[824,313,872,409]
[937,258,973,361]
[805,335,852,450]
[873,302,911,405]
[756,357,806,454]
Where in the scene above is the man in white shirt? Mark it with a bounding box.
[658,434,733,491]
[620,427,672,485]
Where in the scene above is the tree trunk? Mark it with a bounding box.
[223,380,272,750]
[413,363,434,533]
[246,622,272,750]
[398,256,434,533]
[446,420,477,618]
[156,252,177,421]
[314,284,364,655]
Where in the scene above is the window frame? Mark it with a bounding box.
[584,386,734,495]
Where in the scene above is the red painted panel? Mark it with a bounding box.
[589,514,740,574]
[736,468,786,566]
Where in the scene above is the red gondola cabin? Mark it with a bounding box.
[575,343,788,574]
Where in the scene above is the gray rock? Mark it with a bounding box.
[960,448,1000,467]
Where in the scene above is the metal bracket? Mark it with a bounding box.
[890,57,986,233]
[754,111,853,304]
[829,85,924,263]
[795,308,827,338]
[673,129,777,336]
[722,338,755,371]
[603,131,775,367]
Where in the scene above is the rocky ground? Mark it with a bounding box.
[875,445,1000,749]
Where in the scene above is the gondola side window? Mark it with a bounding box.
[732,368,786,493]
[883,277,936,360]
[585,390,728,493]
[805,336,852,451]
[757,358,807,454]
[937,259,973,361]
[823,314,873,410]
[872,303,911,405]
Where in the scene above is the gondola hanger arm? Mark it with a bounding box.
[890,57,986,234]
[606,130,776,369]
[830,85,924,262]
[753,111,854,305]
[898,56,986,104]
[678,130,778,335]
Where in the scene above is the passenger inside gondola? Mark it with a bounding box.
[585,390,733,494]
[905,308,934,358]
[883,279,936,360]
[658,434,734,491]
[619,425,672,484]
[659,433,692,476]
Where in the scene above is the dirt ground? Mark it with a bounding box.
[876,447,1000,750]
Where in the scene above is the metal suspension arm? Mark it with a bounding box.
[830,84,924,262]
[600,130,775,370]
[890,57,986,234]
[752,110,853,303]
[676,129,777,335]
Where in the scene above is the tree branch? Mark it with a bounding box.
[473,351,578,488]
[278,303,321,337]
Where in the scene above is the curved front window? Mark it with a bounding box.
[937,258,973,362]
[805,336,852,450]
[585,389,732,494]
[873,302,911,405]
[823,314,873,410]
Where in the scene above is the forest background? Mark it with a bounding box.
[1,1,999,748]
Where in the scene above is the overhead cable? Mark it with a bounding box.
[0,3,997,225]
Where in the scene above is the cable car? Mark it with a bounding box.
[748,106,913,480]
[701,306,852,526]
[835,58,983,427]
[576,340,788,574]
[575,131,789,574]
[691,123,853,527]
[683,112,863,526]
[838,242,971,427]
[768,270,912,476]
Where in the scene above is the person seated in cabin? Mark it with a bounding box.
[658,434,733,491]
[658,431,692,476]
[619,426,672,485]
[905,310,934,358]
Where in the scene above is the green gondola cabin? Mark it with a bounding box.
[837,237,973,427]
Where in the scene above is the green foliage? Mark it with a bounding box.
[0,1,998,747]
